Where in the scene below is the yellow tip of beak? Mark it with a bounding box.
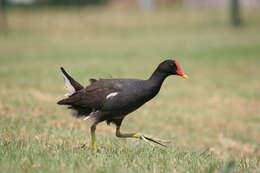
[181,74,189,79]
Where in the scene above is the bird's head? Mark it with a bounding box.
[158,59,188,79]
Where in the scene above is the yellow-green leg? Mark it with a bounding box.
[91,125,97,151]
[115,125,169,147]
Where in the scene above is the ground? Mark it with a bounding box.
[0,7,259,173]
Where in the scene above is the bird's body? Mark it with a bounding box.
[58,77,164,125]
[57,59,188,150]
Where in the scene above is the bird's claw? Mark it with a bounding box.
[135,133,170,147]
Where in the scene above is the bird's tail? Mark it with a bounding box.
[59,67,84,97]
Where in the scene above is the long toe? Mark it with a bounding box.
[143,135,171,144]
[139,134,170,147]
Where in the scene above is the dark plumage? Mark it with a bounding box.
[57,59,188,150]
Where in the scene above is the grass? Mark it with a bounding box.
[0,7,260,172]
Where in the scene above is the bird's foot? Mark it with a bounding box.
[74,144,100,152]
[134,133,170,147]
[92,145,99,152]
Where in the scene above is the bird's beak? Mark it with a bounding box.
[180,74,188,79]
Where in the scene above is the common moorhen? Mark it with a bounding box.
[57,59,188,150]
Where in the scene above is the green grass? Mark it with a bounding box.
[0,7,260,173]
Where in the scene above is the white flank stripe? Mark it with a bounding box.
[106,92,118,99]
[62,73,75,97]
[83,111,100,123]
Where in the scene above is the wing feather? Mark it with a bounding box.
[57,79,121,110]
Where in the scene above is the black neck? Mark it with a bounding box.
[148,67,169,85]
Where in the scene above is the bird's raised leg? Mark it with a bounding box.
[115,125,170,147]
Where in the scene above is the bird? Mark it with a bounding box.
[57,59,188,150]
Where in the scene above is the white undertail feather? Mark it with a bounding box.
[83,116,90,121]
[106,92,118,99]
[83,111,101,124]
[62,72,75,97]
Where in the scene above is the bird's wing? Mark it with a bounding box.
[57,79,121,110]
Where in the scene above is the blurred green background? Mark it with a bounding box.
[0,0,260,172]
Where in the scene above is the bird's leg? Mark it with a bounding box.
[115,125,170,147]
[90,124,97,151]
[76,123,98,150]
